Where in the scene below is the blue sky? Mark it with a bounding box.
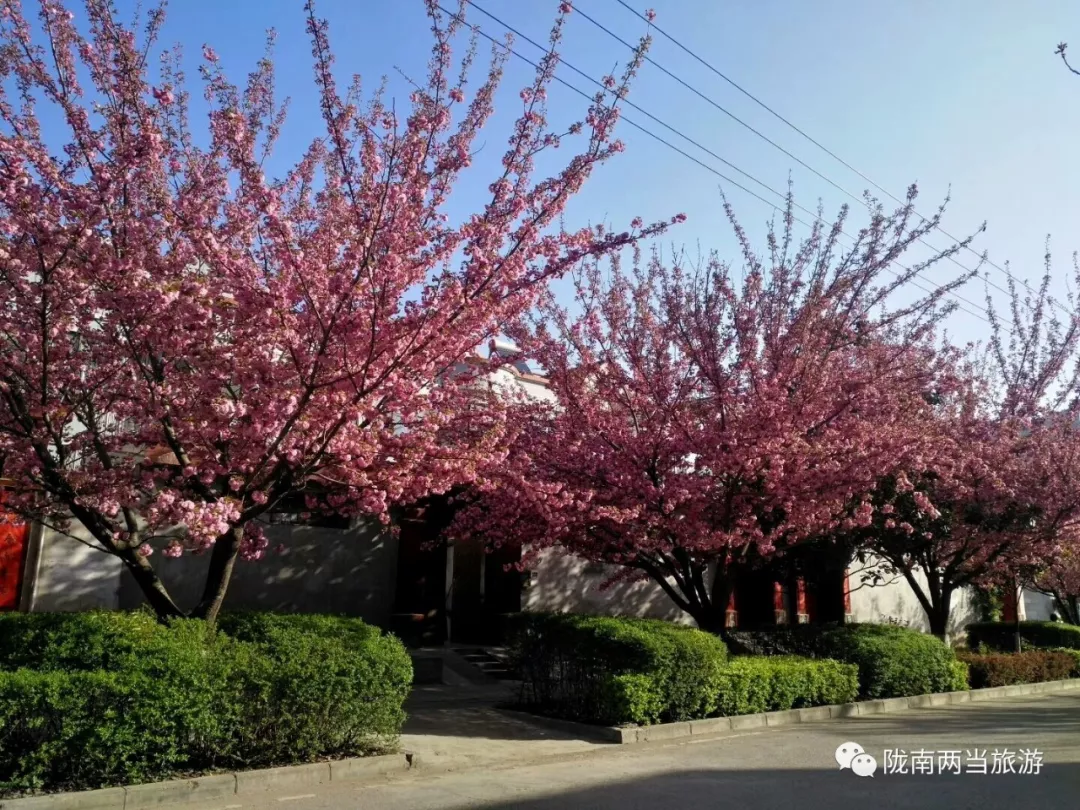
[102,0,1080,344]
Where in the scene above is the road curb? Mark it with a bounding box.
[0,752,418,810]
[501,678,1080,745]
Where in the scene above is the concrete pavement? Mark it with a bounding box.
[186,692,1080,809]
[400,681,604,772]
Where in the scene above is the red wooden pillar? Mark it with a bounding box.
[1003,587,1019,623]
[773,580,787,624]
[843,569,852,618]
[795,577,808,623]
[725,588,738,629]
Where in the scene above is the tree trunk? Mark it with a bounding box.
[120,548,184,621]
[926,587,953,642]
[1054,593,1079,625]
[698,564,735,637]
[900,567,947,640]
[689,601,729,635]
[191,526,243,624]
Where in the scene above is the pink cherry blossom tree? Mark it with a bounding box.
[451,189,976,633]
[0,0,669,621]
[851,263,1080,638]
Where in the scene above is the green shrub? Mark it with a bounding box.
[816,624,960,698]
[221,626,411,763]
[715,656,858,716]
[0,610,167,672]
[506,613,728,725]
[0,612,411,798]
[966,621,1080,652]
[598,673,664,726]
[729,623,962,698]
[948,659,971,691]
[0,670,161,794]
[217,611,382,648]
[958,650,1076,688]
[0,661,225,795]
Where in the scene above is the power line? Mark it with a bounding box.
[449,2,998,330]
[566,1,1024,308]
[611,0,1072,319]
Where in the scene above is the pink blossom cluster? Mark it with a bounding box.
[0,0,665,619]
[450,191,1080,634]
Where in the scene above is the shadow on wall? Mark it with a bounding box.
[30,525,124,612]
[118,520,399,626]
[849,570,979,639]
[1024,590,1055,621]
[523,549,691,625]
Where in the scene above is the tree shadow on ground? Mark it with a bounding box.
[849,693,1080,738]
[402,702,607,744]
[399,691,1080,747]
[459,764,1080,810]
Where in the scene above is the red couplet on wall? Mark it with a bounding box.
[0,509,28,611]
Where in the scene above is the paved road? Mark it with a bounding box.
[194,692,1080,809]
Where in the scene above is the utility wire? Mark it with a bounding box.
[448,2,998,330]
[611,0,1072,318]
[566,2,1017,304]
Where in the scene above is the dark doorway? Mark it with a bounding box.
[735,568,777,629]
[450,538,522,645]
[391,497,452,646]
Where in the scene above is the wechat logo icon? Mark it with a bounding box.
[836,742,878,777]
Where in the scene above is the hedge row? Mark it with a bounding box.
[728,623,963,698]
[715,656,858,716]
[0,612,411,797]
[506,613,730,725]
[966,621,1080,652]
[507,614,862,725]
[958,650,1076,688]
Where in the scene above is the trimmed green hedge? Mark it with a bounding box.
[729,623,963,698]
[715,656,858,716]
[966,621,1080,652]
[0,611,411,797]
[817,624,961,698]
[217,611,383,648]
[0,610,168,672]
[958,650,1076,688]
[506,613,729,725]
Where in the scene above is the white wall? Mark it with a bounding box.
[26,517,398,624]
[527,548,990,641]
[28,524,124,611]
[524,548,693,624]
[1023,589,1055,621]
[119,518,399,624]
[847,557,979,639]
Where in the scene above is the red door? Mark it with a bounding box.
[0,514,28,610]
